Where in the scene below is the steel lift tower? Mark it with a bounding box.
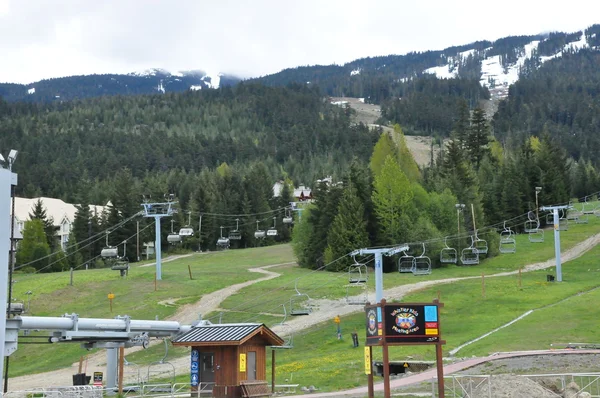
[141,195,177,281]
[541,205,570,282]
[350,245,409,303]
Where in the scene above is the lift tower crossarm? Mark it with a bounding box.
[541,205,569,282]
[350,245,409,304]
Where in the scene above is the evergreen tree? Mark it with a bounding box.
[324,185,370,271]
[28,199,56,250]
[465,107,490,169]
[105,168,140,260]
[65,230,84,270]
[453,98,470,149]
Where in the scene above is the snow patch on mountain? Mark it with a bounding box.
[190,85,202,91]
[350,68,361,76]
[480,41,539,89]
[27,87,35,94]
[424,64,457,79]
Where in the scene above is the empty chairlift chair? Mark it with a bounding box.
[524,211,539,233]
[290,280,312,316]
[267,217,278,237]
[282,209,293,225]
[101,231,118,259]
[461,236,480,265]
[575,202,589,224]
[440,236,458,264]
[473,231,488,255]
[254,220,266,239]
[499,222,516,254]
[398,250,415,273]
[178,211,195,237]
[167,220,182,244]
[412,243,432,276]
[528,224,544,243]
[229,218,242,240]
[583,196,595,215]
[559,209,569,231]
[216,226,230,250]
[348,256,368,284]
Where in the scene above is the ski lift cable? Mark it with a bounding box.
[194,205,293,219]
[17,221,155,278]
[15,210,145,270]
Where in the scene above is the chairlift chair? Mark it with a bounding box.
[575,202,589,224]
[559,209,569,231]
[583,196,595,215]
[229,218,242,240]
[473,231,488,255]
[460,237,480,265]
[348,256,368,284]
[528,228,544,243]
[398,250,415,273]
[524,211,539,233]
[440,236,458,264]
[267,217,278,237]
[216,226,230,250]
[101,231,118,258]
[499,222,516,254]
[412,243,432,275]
[178,211,194,236]
[254,220,266,239]
[272,306,293,349]
[111,241,129,276]
[283,208,293,224]
[167,220,182,243]
[290,280,312,316]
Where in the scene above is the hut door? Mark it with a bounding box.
[200,353,214,390]
[247,351,256,380]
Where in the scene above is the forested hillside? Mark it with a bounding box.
[0,70,240,103]
[0,83,377,203]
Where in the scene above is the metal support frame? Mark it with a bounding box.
[350,245,408,303]
[141,198,177,281]
[541,205,569,282]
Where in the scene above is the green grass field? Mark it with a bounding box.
[8,213,600,394]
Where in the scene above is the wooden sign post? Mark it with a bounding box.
[365,299,445,398]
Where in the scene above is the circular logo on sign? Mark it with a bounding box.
[395,312,417,329]
[367,309,377,335]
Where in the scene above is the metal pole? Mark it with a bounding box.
[553,209,562,282]
[535,192,539,221]
[374,252,383,303]
[198,214,202,252]
[106,347,118,389]
[155,217,162,281]
[0,168,15,394]
[136,221,140,262]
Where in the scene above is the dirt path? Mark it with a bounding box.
[7,233,600,391]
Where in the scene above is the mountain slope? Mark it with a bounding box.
[0,69,241,102]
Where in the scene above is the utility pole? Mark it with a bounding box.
[535,187,542,221]
[136,221,140,262]
[541,205,568,282]
[198,214,202,252]
[141,195,176,281]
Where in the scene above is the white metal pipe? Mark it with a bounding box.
[19,316,190,335]
[106,348,118,389]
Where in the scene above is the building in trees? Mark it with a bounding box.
[12,197,107,251]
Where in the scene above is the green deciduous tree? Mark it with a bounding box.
[16,219,50,272]
[372,155,413,245]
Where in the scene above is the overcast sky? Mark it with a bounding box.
[1,0,599,84]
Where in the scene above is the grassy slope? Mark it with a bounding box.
[10,216,600,392]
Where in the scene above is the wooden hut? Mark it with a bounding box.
[172,323,284,398]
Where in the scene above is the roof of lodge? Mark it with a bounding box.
[172,323,284,347]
